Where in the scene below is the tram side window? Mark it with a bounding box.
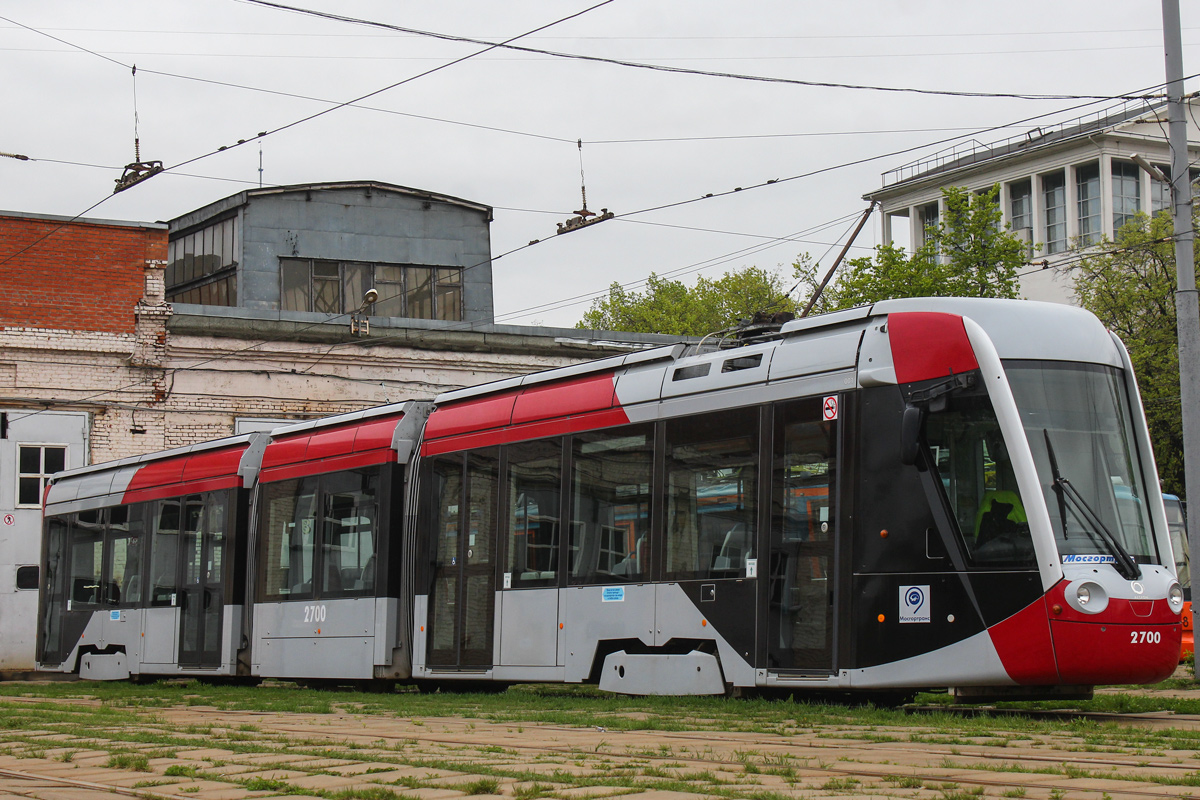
[774,401,835,544]
[768,397,837,668]
[430,456,462,655]
[151,500,182,606]
[259,477,318,601]
[258,468,381,601]
[104,504,146,607]
[665,408,758,581]
[507,438,562,587]
[923,388,1036,567]
[570,424,653,584]
[68,510,104,607]
[39,516,70,665]
[320,469,379,595]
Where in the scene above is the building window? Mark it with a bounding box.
[1009,179,1033,253]
[17,444,66,507]
[1075,163,1101,246]
[280,259,463,321]
[1152,164,1171,214]
[918,201,939,247]
[1042,171,1067,255]
[166,216,239,306]
[1112,160,1141,231]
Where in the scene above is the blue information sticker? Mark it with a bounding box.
[602,586,625,602]
[109,610,121,621]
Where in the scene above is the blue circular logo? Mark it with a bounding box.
[906,586,925,611]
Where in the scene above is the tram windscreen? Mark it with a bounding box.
[922,383,1035,567]
[1005,361,1158,564]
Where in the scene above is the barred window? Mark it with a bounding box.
[280,259,463,321]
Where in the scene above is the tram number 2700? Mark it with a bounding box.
[304,604,327,623]
[1130,630,1162,644]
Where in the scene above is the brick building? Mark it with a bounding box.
[0,184,678,674]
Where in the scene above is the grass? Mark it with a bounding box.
[1,678,1199,800]
[105,752,151,771]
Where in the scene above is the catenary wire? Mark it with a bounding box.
[0,1,614,271]
[237,0,1168,102]
[4,66,1193,411]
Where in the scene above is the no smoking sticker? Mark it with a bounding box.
[822,396,838,421]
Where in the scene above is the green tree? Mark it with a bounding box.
[1071,210,1194,496]
[576,264,804,336]
[577,186,1026,334]
[807,185,1025,313]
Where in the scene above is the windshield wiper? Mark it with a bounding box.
[1044,429,1141,581]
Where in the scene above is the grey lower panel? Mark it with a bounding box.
[499,588,559,667]
[563,585,655,682]
[258,636,375,679]
[253,598,378,679]
[598,651,725,695]
[141,608,178,666]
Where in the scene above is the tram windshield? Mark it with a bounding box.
[1005,361,1159,565]
[921,379,1035,567]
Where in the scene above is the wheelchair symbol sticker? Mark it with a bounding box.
[899,585,930,623]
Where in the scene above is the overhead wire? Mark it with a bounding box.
[2,9,1195,412]
[21,81,1180,406]
[0,0,614,270]
[164,0,616,174]
[5,23,1200,40]
[237,0,1167,102]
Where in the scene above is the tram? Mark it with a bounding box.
[37,298,1184,698]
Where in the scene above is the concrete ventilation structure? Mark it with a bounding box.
[864,100,1200,304]
[0,182,680,675]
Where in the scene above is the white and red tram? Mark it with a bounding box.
[38,298,1184,698]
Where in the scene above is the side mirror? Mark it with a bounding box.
[900,404,925,466]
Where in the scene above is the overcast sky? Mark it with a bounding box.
[2,1,1197,328]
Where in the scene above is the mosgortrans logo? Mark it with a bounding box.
[1062,554,1116,564]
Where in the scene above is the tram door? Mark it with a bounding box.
[178,494,226,668]
[428,449,498,668]
[766,397,837,672]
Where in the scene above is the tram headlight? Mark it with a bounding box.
[1168,582,1185,615]
[1064,580,1108,614]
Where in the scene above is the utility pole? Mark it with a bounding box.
[1162,0,1200,651]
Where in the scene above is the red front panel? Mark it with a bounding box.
[1050,619,1181,684]
[988,596,1060,684]
[989,579,1184,685]
[1044,580,1182,684]
[888,312,979,384]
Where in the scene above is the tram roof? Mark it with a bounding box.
[432,298,1121,408]
[48,432,260,485]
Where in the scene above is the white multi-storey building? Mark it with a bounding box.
[864,100,1200,304]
